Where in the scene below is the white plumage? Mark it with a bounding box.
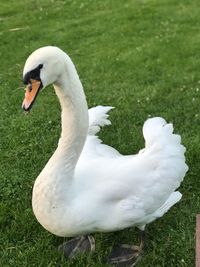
[76,110,187,233]
[22,46,188,238]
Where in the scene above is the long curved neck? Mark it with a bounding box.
[45,54,89,175]
[32,52,89,236]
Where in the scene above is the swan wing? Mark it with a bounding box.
[75,117,188,231]
[82,106,121,157]
[116,117,188,227]
[88,106,114,135]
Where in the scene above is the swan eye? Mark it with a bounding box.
[28,83,32,92]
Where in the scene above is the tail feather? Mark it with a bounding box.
[154,191,182,218]
[143,191,182,226]
[88,106,114,135]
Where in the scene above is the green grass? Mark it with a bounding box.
[0,0,199,266]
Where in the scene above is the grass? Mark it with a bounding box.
[0,0,199,266]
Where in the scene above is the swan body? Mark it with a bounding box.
[22,46,188,238]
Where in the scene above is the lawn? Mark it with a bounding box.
[0,0,199,266]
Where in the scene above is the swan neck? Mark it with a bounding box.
[53,56,89,166]
[32,51,89,235]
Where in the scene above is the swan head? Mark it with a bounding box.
[22,46,66,111]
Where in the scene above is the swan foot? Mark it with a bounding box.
[58,235,95,259]
[107,231,146,267]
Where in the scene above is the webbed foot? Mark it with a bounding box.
[107,230,146,266]
[58,235,95,259]
[107,244,142,266]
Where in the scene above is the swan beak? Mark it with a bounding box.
[22,79,42,111]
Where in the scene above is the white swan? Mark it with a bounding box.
[22,46,188,266]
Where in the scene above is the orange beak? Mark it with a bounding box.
[22,79,42,111]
